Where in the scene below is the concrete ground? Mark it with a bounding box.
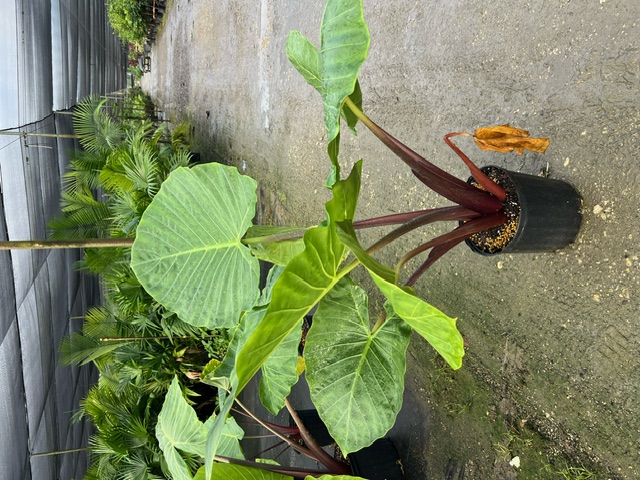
[141,1,639,478]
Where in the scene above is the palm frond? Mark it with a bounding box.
[73,96,124,153]
[100,148,137,194]
[108,192,143,237]
[166,149,193,174]
[127,121,157,146]
[170,122,193,150]
[122,140,161,198]
[116,455,154,480]
[158,310,204,339]
[108,270,152,318]
[62,149,108,192]
[47,186,113,240]
[59,332,124,366]
[75,247,130,277]
[149,122,169,147]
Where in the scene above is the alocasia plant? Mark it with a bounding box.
[129,0,572,478]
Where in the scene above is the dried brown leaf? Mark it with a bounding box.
[473,124,550,155]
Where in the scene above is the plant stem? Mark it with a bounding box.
[248,439,288,461]
[364,206,480,257]
[371,311,387,334]
[98,334,221,341]
[395,211,508,278]
[444,132,507,201]
[343,97,503,214]
[241,228,307,245]
[242,209,449,246]
[0,130,82,139]
[0,238,134,250]
[31,447,90,457]
[233,398,316,460]
[233,408,301,435]
[353,208,456,228]
[406,238,466,286]
[285,398,352,475]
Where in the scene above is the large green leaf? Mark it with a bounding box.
[320,0,369,143]
[305,278,411,454]
[235,225,347,395]
[203,267,286,478]
[234,164,362,395]
[286,31,363,135]
[195,464,365,480]
[260,318,303,415]
[131,163,260,328]
[371,271,464,369]
[194,464,293,480]
[156,378,208,480]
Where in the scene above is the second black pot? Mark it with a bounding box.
[347,437,404,480]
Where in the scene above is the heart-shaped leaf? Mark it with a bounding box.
[305,277,411,453]
[287,28,365,186]
[336,221,464,369]
[202,267,285,479]
[157,378,246,480]
[131,163,260,328]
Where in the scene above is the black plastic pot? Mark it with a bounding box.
[466,167,582,255]
[347,437,404,480]
[289,409,334,447]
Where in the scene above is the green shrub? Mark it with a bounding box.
[107,0,148,44]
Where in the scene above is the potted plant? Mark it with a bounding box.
[125,0,582,477]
